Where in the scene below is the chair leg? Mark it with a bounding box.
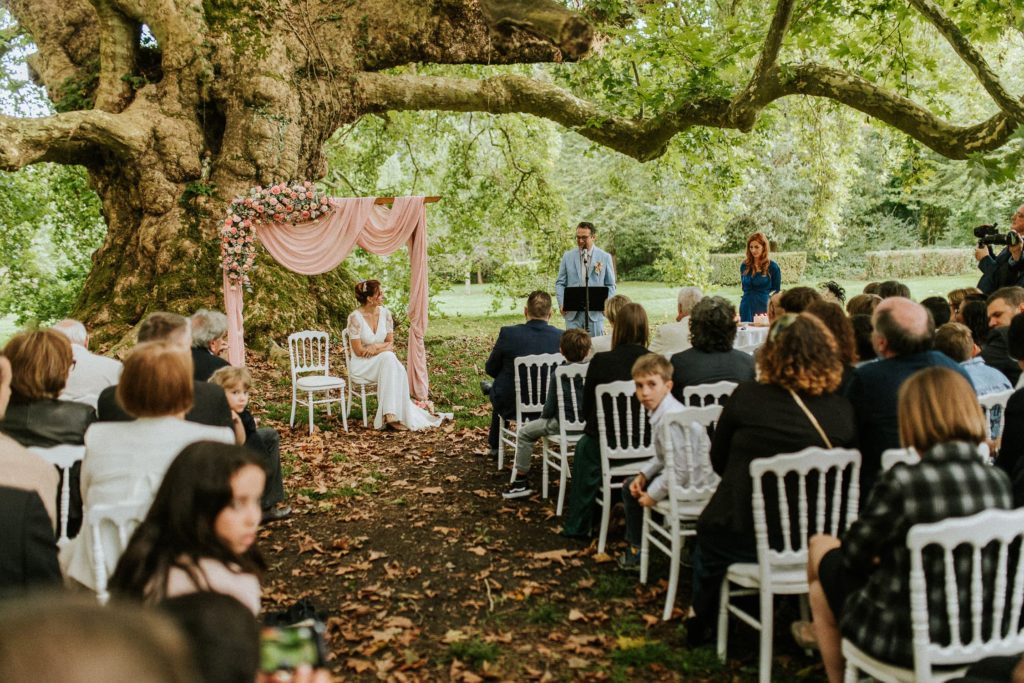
[339,388,348,433]
[307,392,314,435]
[556,457,568,516]
[360,386,368,428]
[758,590,773,683]
[541,440,550,500]
[497,423,506,471]
[663,524,681,622]
[597,482,611,554]
[289,386,297,427]
[843,661,858,683]
[640,507,651,584]
[717,577,730,661]
[59,466,71,545]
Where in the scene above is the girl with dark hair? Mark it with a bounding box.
[110,442,266,615]
[739,232,782,322]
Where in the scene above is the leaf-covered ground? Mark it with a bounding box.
[248,326,828,682]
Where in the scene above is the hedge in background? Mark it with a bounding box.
[864,249,974,279]
[709,252,807,286]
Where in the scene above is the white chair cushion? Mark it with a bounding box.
[296,375,346,390]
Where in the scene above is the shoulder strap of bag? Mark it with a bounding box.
[789,389,833,449]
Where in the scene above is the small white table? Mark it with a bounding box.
[734,325,768,349]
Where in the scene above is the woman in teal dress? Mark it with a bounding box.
[739,232,781,322]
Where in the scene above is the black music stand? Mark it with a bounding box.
[564,286,609,336]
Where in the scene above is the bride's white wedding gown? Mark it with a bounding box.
[347,307,441,431]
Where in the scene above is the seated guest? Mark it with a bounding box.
[484,291,563,459]
[52,319,122,409]
[845,293,881,317]
[649,287,702,357]
[767,291,784,324]
[0,595,198,683]
[503,329,591,500]
[947,286,982,322]
[687,313,856,645]
[806,367,1011,682]
[0,485,61,597]
[849,315,876,365]
[877,280,911,299]
[562,303,650,539]
[777,286,822,315]
[589,294,632,356]
[208,367,290,523]
[111,442,265,615]
[61,342,235,591]
[189,310,230,382]
[670,296,755,403]
[993,315,1024,492]
[97,312,232,428]
[982,286,1024,385]
[618,353,704,569]
[959,298,992,349]
[863,282,881,295]
[0,355,60,530]
[845,297,970,501]
[934,322,1011,397]
[0,329,95,448]
[921,296,951,327]
[806,300,858,391]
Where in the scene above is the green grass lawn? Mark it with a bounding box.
[433,274,979,324]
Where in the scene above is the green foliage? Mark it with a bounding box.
[709,252,808,286]
[864,248,974,279]
[0,164,106,325]
[54,59,99,113]
[445,638,500,668]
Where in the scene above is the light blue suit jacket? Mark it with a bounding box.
[555,246,617,334]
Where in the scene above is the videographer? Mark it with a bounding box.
[976,204,1024,295]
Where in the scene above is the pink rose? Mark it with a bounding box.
[301,210,310,218]
[232,214,241,223]
[256,205,264,213]
[305,192,314,199]
[224,218,234,227]
[271,185,281,195]
[303,181,311,188]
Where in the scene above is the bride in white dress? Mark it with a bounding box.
[347,280,442,431]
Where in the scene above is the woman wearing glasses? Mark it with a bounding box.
[684,313,856,645]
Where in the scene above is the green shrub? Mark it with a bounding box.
[708,251,807,285]
[864,249,974,279]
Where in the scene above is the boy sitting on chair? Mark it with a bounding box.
[503,329,591,500]
[618,353,700,570]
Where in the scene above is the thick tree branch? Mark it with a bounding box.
[0,110,146,170]
[88,0,136,111]
[5,0,99,99]
[479,0,593,60]
[729,0,796,129]
[356,72,730,161]
[906,0,1024,123]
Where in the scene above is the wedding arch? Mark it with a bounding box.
[221,185,438,400]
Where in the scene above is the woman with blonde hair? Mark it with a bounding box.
[588,294,632,356]
[685,313,855,645]
[805,367,1012,682]
[739,231,782,322]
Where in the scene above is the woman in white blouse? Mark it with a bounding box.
[60,341,234,591]
[347,280,441,431]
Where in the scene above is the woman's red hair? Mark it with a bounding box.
[744,232,771,276]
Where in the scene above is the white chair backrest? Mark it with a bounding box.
[662,405,722,501]
[595,380,654,461]
[288,331,332,378]
[28,445,86,544]
[682,381,738,407]
[906,508,1024,678]
[749,447,862,569]
[341,328,354,368]
[555,362,588,437]
[513,353,563,422]
[881,447,918,471]
[979,389,1014,439]
[86,500,148,603]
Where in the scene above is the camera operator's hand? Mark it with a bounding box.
[976,245,990,262]
[1011,241,1023,262]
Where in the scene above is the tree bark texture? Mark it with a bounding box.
[0,0,1021,345]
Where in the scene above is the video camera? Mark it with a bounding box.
[975,223,1022,248]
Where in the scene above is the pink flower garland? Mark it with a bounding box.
[221,181,334,290]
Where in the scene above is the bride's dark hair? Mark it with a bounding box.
[109,441,266,603]
[355,279,382,305]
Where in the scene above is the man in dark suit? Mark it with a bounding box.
[96,312,232,428]
[976,205,1024,295]
[0,486,60,596]
[190,309,231,382]
[484,291,563,457]
[982,286,1024,386]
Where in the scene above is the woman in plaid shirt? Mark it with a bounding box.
[806,367,1013,682]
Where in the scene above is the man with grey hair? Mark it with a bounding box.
[190,309,230,381]
[649,286,703,357]
[845,297,971,499]
[52,319,122,409]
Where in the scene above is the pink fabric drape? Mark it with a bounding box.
[223,196,430,400]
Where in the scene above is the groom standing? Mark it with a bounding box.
[555,222,617,336]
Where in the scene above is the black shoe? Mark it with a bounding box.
[684,615,713,647]
[261,504,292,524]
[502,478,534,500]
[480,380,493,396]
